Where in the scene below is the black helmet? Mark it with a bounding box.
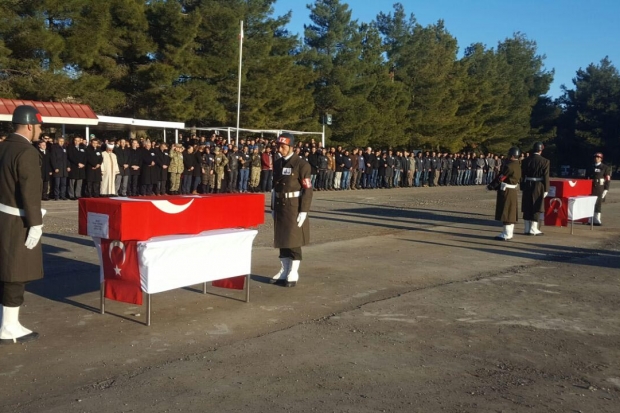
[532,141,544,152]
[12,105,43,125]
[508,147,521,158]
[276,132,295,147]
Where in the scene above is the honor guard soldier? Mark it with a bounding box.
[521,142,550,235]
[0,105,45,344]
[590,152,611,226]
[488,147,522,241]
[270,133,313,287]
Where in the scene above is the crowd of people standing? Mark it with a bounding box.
[19,131,517,200]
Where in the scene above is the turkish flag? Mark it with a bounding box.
[212,276,246,290]
[544,197,568,227]
[100,239,142,305]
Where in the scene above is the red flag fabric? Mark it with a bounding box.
[544,197,568,227]
[212,276,246,290]
[100,239,142,305]
[79,194,264,241]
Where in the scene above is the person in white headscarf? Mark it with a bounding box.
[101,141,120,196]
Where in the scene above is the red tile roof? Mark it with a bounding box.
[0,98,98,125]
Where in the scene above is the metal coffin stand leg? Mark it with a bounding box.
[101,277,250,327]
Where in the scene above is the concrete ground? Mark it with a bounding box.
[0,185,618,413]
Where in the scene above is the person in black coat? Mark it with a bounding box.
[128,140,141,196]
[114,139,131,197]
[49,136,70,200]
[307,146,320,188]
[36,140,52,200]
[67,136,87,200]
[84,138,103,197]
[154,142,171,195]
[192,145,202,193]
[139,140,158,196]
[181,146,198,194]
[362,147,374,189]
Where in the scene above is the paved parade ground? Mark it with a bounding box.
[1,185,619,413]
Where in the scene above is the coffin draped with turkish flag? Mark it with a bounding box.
[79,194,264,304]
[544,178,592,226]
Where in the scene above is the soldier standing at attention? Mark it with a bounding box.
[0,105,45,344]
[213,146,228,193]
[590,152,611,226]
[521,142,550,235]
[488,147,522,241]
[270,133,313,287]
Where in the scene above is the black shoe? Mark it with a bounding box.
[285,281,297,287]
[594,223,602,226]
[0,331,39,345]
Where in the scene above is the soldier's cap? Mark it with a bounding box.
[12,105,43,125]
[89,134,96,138]
[594,152,603,159]
[214,146,221,152]
[276,132,295,147]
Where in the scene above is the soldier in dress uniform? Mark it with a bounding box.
[488,147,522,241]
[590,152,611,226]
[521,142,550,235]
[270,133,313,287]
[0,105,45,344]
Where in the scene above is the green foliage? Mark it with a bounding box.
[557,57,620,167]
[10,0,619,165]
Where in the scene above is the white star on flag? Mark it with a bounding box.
[114,266,122,276]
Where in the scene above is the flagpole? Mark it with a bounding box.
[236,20,244,147]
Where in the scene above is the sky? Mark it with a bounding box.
[271,0,620,99]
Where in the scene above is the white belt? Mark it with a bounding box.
[598,179,605,185]
[525,177,543,182]
[500,183,518,191]
[0,202,46,217]
[283,191,301,199]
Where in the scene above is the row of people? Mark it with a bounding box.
[33,131,541,200]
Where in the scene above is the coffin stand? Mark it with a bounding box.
[79,194,264,325]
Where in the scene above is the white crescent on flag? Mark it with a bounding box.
[549,198,563,209]
[109,240,126,265]
[111,197,195,214]
[568,181,577,187]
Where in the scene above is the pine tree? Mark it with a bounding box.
[482,33,553,153]
[562,57,620,165]
[301,0,379,146]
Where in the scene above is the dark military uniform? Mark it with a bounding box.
[0,134,44,291]
[495,159,521,223]
[521,153,550,220]
[590,161,611,214]
[272,153,313,258]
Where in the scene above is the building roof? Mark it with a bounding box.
[96,115,185,131]
[0,98,99,126]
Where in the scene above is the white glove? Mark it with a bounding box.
[602,190,608,199]
[297,212,307,227]
[543,192,548,198]
[25,225,43,249]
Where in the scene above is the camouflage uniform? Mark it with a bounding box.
[213,147,228,192]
